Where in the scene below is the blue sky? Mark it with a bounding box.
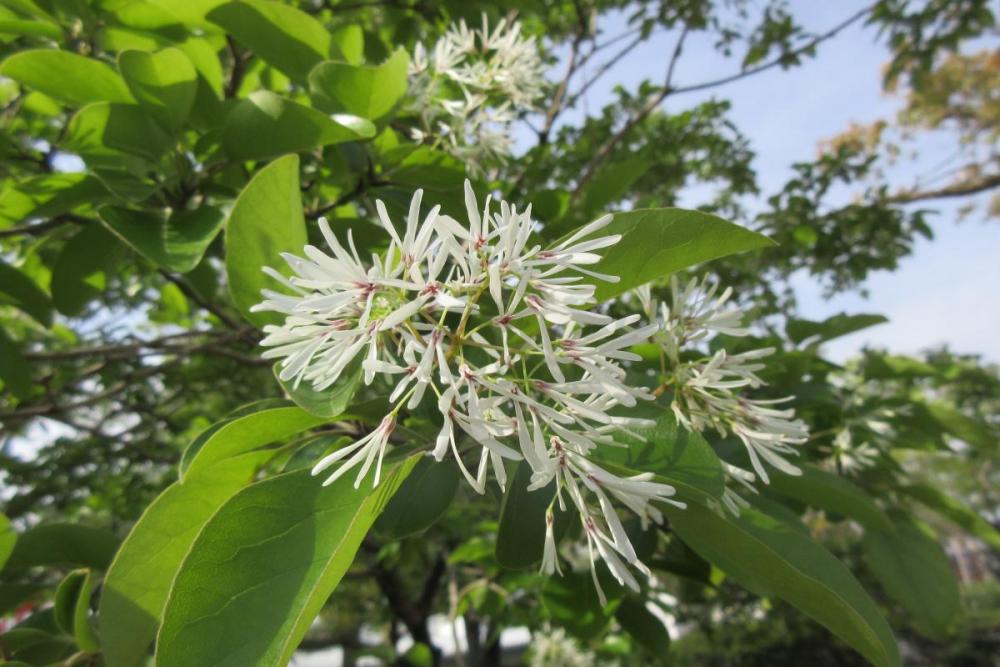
[524,1,1000,362]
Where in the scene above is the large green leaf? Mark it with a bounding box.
[375,456,459,539]
[0,173,108,229]
[181,404,324,478]
[222,91,375,160]
[100,205,224,273]
[156,457,418,667]
[309,49,409,123]
[786,312,888,345]
[0,50,132,106]
[118,47,198,129]
[862,516,959,639]
[577,208,775,301]
[667,502,899,667]
[2,523,119,572]
[592,412,725,502]
[207,0,331,83]
[768,464,893,532]
[65,102,173,162]
[899,483,1000,552]
[224,154,308,327]
[0,259,51,326]
[51,224,128,316]
[100,452,267,667]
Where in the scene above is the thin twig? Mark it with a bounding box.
[570,4,876,198]
[669,4,875,96]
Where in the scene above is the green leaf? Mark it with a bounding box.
[667,502,899,667]
[0,50,132,106]
[375,456,459,539]
[592,411,725,502]
[53,569,99,651]
[65,102,174,162]
[386,146,465,190]
[177,399,290,473]
[767,464,893,532]
[51,224,128,317]
[0,513,15,570]
[615,597,670,653]
[786,312,888,345]
[0,326,31,399]
[0,627,75,664]
[0,18,62,40]
[100,453,267,667]
[309,49,409,123]
[0,173,108,229]
[541,571,618,639]
[156,456,419,667]
[276,358,363,418]
[330,24,364,65]
[118,47,198,129]
[99,205,224,273]
[580,158,652,217]
[207,0,331,83]
[2,523,119,572]
[222,91,375,160]
[224,154,307,327]
[0,259,51,326]
[575,208,775,302]
[496,461,557,569]
[862,516,959,639]
[899,483,1000,552]
[181,404,324,478]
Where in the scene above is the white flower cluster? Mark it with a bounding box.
[822,368,897,475]
[408,15,545,172]
[255,182,679,601]
[638,277,810,514]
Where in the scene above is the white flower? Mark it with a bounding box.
[257,182,687,600]
[825,428,879,475]
[407,15,545,172]
[312,415,396,488]
[644,275,809,489]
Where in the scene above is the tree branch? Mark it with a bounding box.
[569,3,877,198]
[669,4,876,97]
[536,1,590,146]
[158,269,245,333]
[887,172,1000,204]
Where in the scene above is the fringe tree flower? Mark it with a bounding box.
[408,15,545,171]
[255,181,681,595]
[645,275,810,505]
[826,428,879,475]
